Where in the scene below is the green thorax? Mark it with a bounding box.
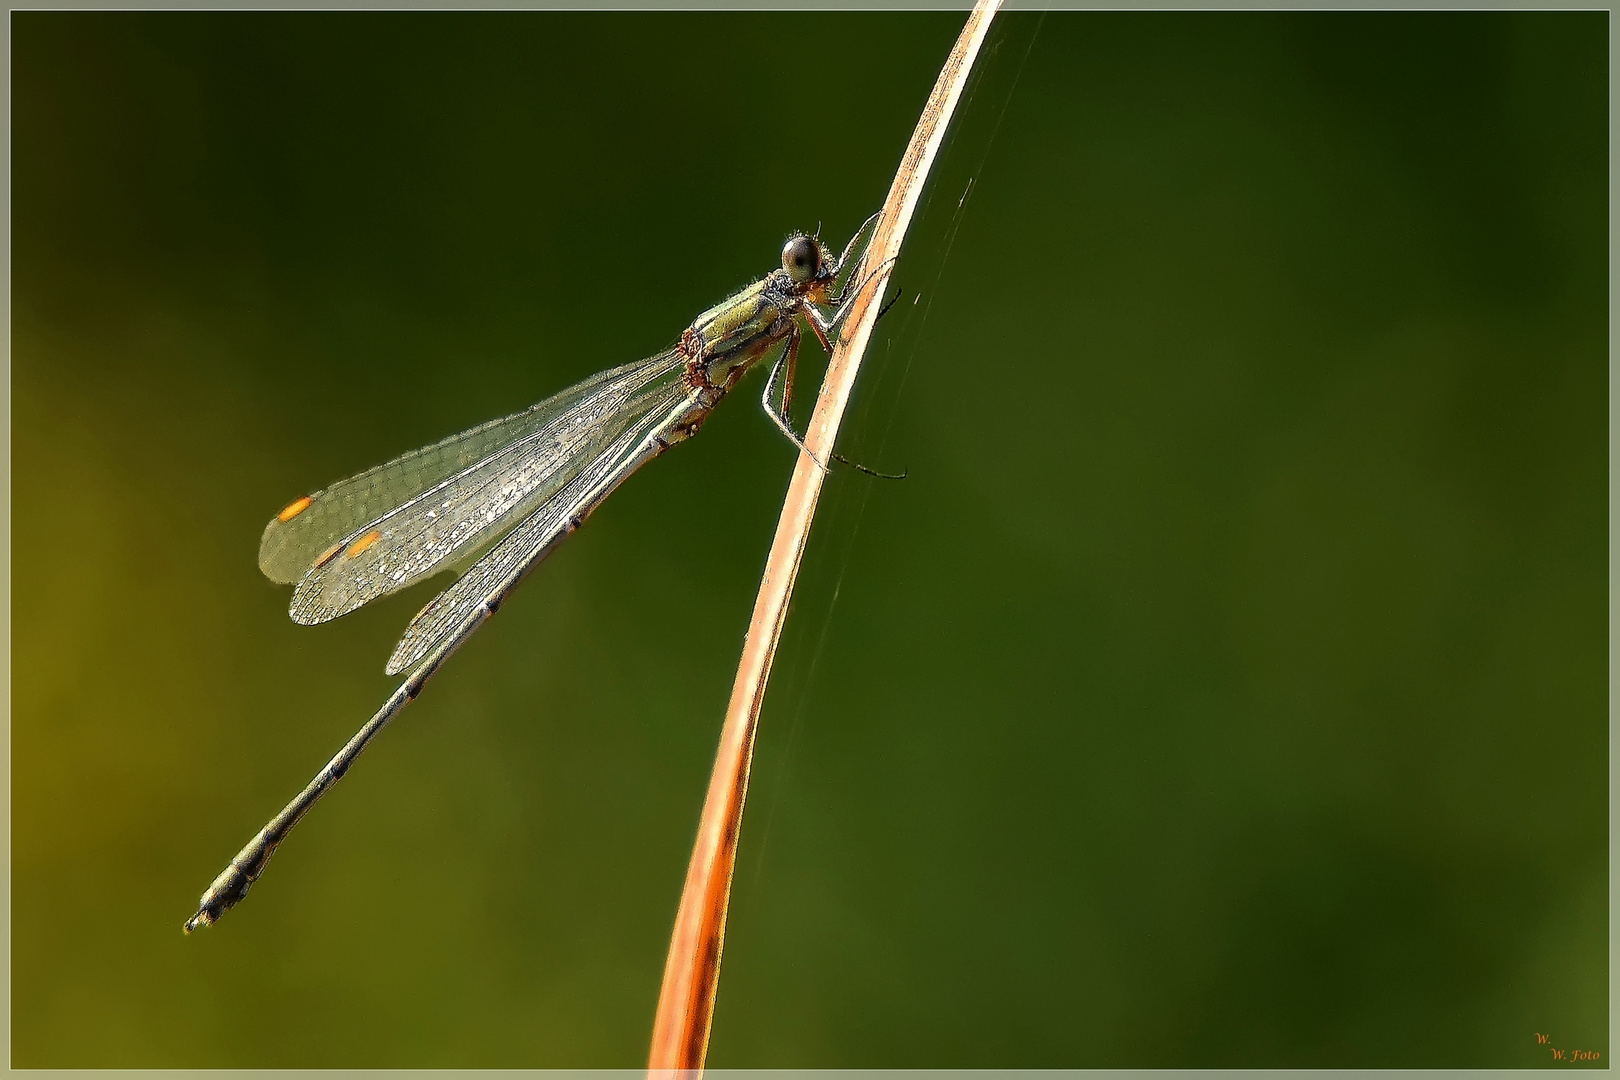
[687,275,795,376]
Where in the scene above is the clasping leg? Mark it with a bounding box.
[760,326,907,482]
[761,327,830,474]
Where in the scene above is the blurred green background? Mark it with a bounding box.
[11,10,1606,1068]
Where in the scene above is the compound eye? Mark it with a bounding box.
[781,236,821,285]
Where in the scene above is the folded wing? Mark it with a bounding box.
[263,351,685,625]
[385,375,697,675]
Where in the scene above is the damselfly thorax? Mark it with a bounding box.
[680,235,850,405]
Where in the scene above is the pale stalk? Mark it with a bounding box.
[646,1,1003,1070]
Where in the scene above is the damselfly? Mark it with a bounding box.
[186,216,889,933]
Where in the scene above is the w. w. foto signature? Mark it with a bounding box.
[1537,1032,1601,1063]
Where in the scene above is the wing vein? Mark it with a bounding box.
[385,379,696,675]
[262,350,684,624]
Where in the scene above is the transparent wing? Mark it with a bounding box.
[385,377,698,675]
[272,350,687,625]
[259,355,668,585]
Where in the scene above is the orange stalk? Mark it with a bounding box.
[646,2,1003,1070]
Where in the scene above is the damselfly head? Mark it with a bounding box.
[781,235,828,288]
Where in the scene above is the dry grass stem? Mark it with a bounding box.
[646,1,1002,1070]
